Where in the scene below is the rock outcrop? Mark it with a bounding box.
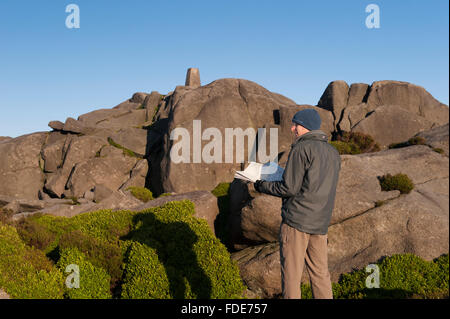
[149,78,314,195]
[319,80,449,148]
[0,70,448,299]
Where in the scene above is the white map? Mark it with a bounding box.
[234,162,284,183]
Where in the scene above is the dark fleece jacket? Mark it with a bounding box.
[258,130,341,235]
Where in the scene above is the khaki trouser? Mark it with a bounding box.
[279,222,333,299]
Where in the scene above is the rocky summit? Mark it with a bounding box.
[0,69,448,298]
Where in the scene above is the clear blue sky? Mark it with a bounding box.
[0,0,448,138]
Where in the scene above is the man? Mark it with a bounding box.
[254,108,341,299]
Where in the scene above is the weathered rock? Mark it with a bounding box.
[228,179,281,250]
[108,128,148,157]
[231,243,281,299]
[99,145,123,158]
[151,78,320,195]
[130,92,148,104]
[317,80,349,128]
[65,155,138,198]
[333,80,449,135]
[119,159,149,191]
[144,91,162,121]
[95,189,143,211]
[365,81,449,125]
[93,184,114,203]
[328,184,449,282]
[0,132,47,200]
[112,100,142,111]
[48,120,64,131]
[41,135,66,173]
[333,145,448,224]
[352,104,434,148]
[347,83,370,107]
[229,145,448,250]
[135,191,220,235]
[185,68,201,88]
[338,102,372,132]
[44,135,106,198]
[13,201,98,220]
[0,194,76,214]
[63,117,90,134]
[83,189,95,202]
[415,123,449,156]
[77,107,147,131]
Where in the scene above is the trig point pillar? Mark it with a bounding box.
[185,68,201,88]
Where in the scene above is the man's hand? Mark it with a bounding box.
[254,180,264,192]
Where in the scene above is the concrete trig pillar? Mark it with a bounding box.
[185,68,201,88]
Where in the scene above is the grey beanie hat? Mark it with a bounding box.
[292,109,321,131]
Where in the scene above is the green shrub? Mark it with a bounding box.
[122,201,245,299]
[0,224,64,299]
[379,173,414,194]
[329,140,361,155]
[126,186,154,202]
[58,230,124,285]
[333,131,381,154]
[57,247,111,299]
[15,213,75,256]
[120,242,171,299]
[9,201,245,299]
[302,253,449,299]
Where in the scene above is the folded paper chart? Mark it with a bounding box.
[234,162,284,183]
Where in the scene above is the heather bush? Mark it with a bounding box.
[302,253,449,299]
[8,201,245,299]
[331,131,381,154]
[0,224,64,299]
[379,173,414,194]
[57,247,111,299]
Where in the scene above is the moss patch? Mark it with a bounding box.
[107,137,144,159]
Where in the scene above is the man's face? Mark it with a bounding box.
[291,123,309,138]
